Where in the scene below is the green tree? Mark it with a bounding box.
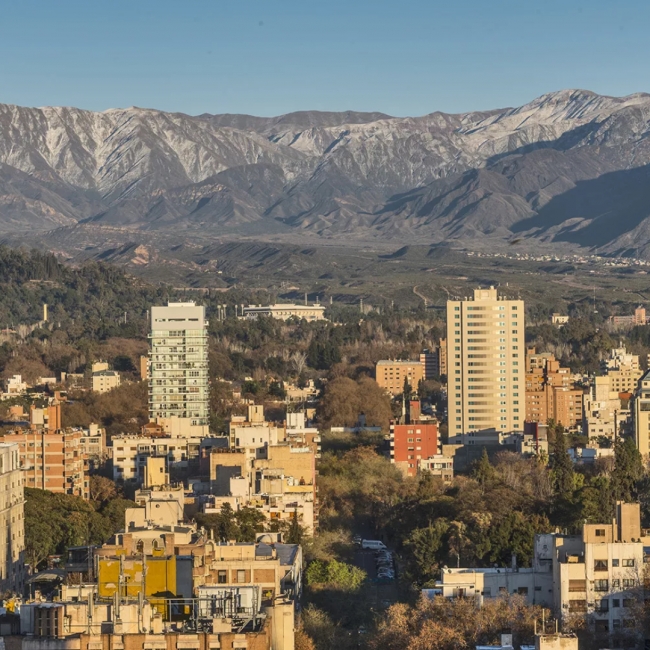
[472,448,495,489]
[306,559,366,590]
[404,520,449,584]
[611,436,644,502]
[551,430,574,498]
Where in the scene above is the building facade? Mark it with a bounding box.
[0,443,25,593]
[92,370,121,394]
[0,429,88,498]
[242,303,326,322]
[149,302,209,436]
[389,401,440,477]
[447,287,524,439]
[634,370,650,457]
[375,360,424,396]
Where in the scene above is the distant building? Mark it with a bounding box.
[242,303,326,322]
[610,306,646,328]
[376,360,425,396]
[4,374,26,397]
[552,313,569,326]
[92,370,121,394]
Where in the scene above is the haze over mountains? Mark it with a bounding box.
[3,89,650,258]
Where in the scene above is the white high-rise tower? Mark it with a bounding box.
[447,287,524,441]
[149,302,209,437]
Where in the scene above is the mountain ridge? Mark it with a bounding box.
[2,89,650,258]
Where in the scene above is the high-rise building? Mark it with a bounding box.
[0,443,25,593]
[149,302,209,437]
[447,287,524,439]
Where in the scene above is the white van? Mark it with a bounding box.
[361,539,387,551]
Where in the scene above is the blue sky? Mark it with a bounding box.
[1,0,648,116]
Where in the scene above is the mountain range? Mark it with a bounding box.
[3,89,650,258]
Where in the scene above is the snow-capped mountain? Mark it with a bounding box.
[2,89,650,256]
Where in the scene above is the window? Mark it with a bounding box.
[622,559,635,567]
[612,579,620,589]
[237,570,246,583]
[594,579,609,592]
[623,599,634,608]
[612,599,620,608]
[595,529,606,537]
[612,559,619,567]
[594,559,608,572]
[623,579,635,588]
[218,570,227,584]
[569,580,586,592]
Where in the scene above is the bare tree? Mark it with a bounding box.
[292,351,308,376]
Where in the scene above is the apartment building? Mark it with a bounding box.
[439,338,448,377]
[417,455,454,482]
[447,287,524,439]
[584,376,630,441]
[525,350,584,430]
[634,369,650,456]
[610,306,646,329]
[209,441,317,534]
[389,400,440,477]
[436,502,647,636]
[242,303,326,322]
[0,429,88,498]
[375,359,424,396]
[420,349,437,380]
[111,433,205,482]
[91,370,121,394]
[228,404,286,450]
[149,302,209,437]
[0,443,25,593]
[601,346,642,394]
[24,493,300,650]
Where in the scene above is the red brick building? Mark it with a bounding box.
[390,400,439,477]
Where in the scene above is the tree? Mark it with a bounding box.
[551,430,574,499]
[370,594,543,650]
[472,448,495,489]
[317,376,392,429]
[89,476,118,504]
[611,436,644,502]
[306,559,366,590]
[404,520,449,584]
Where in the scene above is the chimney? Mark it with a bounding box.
[43,304,48,322]
[511,554,517,570]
